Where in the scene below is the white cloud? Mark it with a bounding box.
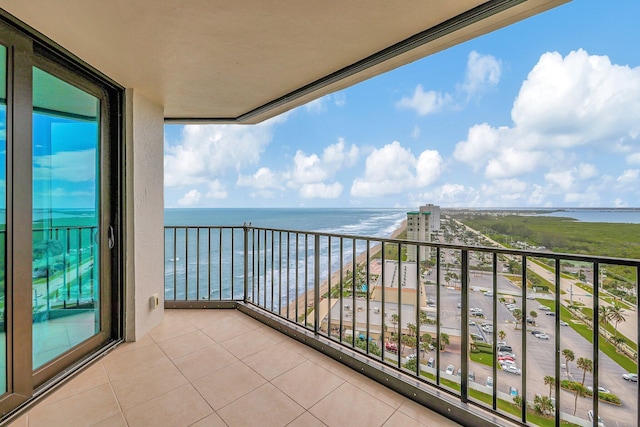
[299,182,343,199]
[617,169,639,183]
[304,93,347,113]
[454,49,640,189]
[350,141,443,197]
[288,138,359,198]
[453,123,502,170]
[564,191,600,205]
[237,167,283,190]
[512,49,640,148]
[485,148,542,179]
[165,116,284,188]
[205,180,228,199]
[33,149,96,182]
[461,51,501,98]
[178,189,202,206]
[577,163,598,179]
[627,152,640,164]
[396,85,451,116]
[544,170,575,192]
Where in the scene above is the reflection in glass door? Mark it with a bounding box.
[31,68,100,368]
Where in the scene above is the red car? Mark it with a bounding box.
[385,342,398,352]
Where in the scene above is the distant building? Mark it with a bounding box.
[369,260,425,307]
[406,204,441,261]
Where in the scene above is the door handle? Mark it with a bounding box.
[108,225,115,249]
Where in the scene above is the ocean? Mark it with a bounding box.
[164,208,407,302]
[163,207,640,302]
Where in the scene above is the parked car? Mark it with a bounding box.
[503,365,521,375]
[526,294,536,300]
[622,373,638,382]
[468,371,475,382]
[470,333,484,342]
[530,329,542,335]
[559,320,569,326]
[427,358,435,368]
[587,386,609,394]
[484,291,493,296]
[499,359,516,367]
[545,312,556,316]
[445,365,455,375]
[385,342,397,353]
[535,332,550,340]
[497,345,513,353]
[538,305,551,311]
[509,386,518,396]
[486,376,493,388]
[587,409,605,427]
[498,351,516,358]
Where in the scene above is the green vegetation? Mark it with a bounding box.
[560,380,621,405]
[454,214,640,292]
[537,299,637,372]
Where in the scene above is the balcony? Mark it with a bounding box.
[9,223,639,427]
[7,308,459,427]
[161,224,639,427]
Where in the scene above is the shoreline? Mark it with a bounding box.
[292,220,407,322]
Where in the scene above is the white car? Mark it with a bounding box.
[623,373,638,382]
[502,365,522,375]
[559,320,569,326]
[587,386,609,394]
[538,305,551,311]
[587,410,605,427]
[535,332,550,340]
[499,359,516,367]
[445,365,455,375]
[526,294,536,300]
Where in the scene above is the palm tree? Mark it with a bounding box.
[598,305,611,329]
[570,382,588,415]
[407,323,417,338]
[576,357,592,387]
[439,333,450,352]
[544,375,555,398]
[562,348,575,377]
[512,308,523,330]
[609,304,627,339]
[498,330,506,342]
[391,314,399,336]
[529,310,538,325]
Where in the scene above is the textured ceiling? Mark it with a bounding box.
[0,0,568,123]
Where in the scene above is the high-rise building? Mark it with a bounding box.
[406,204,441,261]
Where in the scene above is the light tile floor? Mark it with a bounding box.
[7,309,460,427]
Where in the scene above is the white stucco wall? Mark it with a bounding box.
[124,89,165,341]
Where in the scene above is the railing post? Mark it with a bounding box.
[314,234,320,333]
[243,223,249,302]
[460,249,469,403]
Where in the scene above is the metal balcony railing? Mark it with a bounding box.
[165,224,640,427]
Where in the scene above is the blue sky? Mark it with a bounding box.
[164,0,640,209]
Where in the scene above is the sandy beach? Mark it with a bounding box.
[289,220,407,323]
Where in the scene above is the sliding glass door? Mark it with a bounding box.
[31,67,102,369]
[0,17,122,417]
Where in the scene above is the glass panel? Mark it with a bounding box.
[0,44,6,394]
[32,67,100,369]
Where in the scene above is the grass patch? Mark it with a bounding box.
[534,298,639,372]
[470,351,494,367]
